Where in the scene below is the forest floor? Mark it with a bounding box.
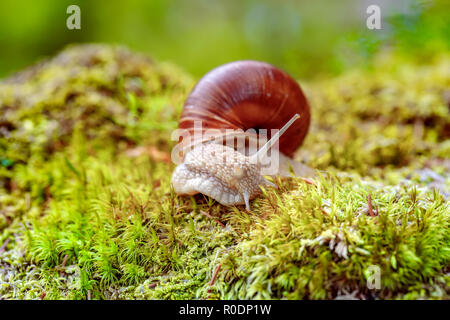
[0,44,449,299]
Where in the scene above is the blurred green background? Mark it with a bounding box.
[0,0,448,79]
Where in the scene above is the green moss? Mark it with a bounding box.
[216,176,449,299]
[0,44,449,300]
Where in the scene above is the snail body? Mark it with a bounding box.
[171,61,311,210]
[172,143,272,210]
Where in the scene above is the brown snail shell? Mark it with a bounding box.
[178,60,310,157]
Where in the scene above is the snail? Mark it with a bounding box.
[171,60,311,210]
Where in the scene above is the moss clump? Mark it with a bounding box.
[0,44,449,300]
[217,176,449,299]
[301,54,450,174]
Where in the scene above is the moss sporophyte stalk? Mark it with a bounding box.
[0,45,449,299]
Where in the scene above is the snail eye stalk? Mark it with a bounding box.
[251,113,300,164]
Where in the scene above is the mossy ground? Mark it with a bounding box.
[0,44,449,300]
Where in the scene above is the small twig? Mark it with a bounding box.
[153,179,161,189]
[149,282,158,289]
[301,177,317,186]
[61,254,69,268]
[320,207,329,217]
[368,194,378,224]
[87,290,91,300]
[0,238,10,254]
[368,194,375,217]
[45,185,51,201]
[41,185,52,211]
[40,292,46,300]
[209,264,222,287]
[200,211,226,228]
[59,254,69,277]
